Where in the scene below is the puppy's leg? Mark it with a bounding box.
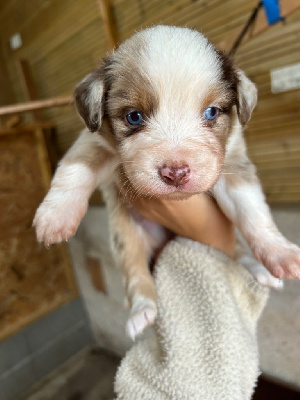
[104,185,157,340]
[234,230,283,289]
[213,168,300,280]
[33,129,117,245]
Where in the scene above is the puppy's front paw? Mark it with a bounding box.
[250,264,283,289]
[33,191,88,245]
[255,237,300,280]
[126,295,157,340]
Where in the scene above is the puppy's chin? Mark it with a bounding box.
[159,191,197,200]
[129,178,217,200]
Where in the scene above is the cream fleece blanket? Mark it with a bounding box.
[114,237,269,400]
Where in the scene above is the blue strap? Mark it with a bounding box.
[262,0,282,25]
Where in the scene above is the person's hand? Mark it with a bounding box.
[119,186,235,257]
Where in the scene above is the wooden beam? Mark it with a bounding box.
[17,59,41,120]
[96,0,118,49]
[0,96,73,116]
[219,0,300,53]
[17,60,39,102]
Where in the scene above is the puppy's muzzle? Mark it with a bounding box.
[159,164,191,187]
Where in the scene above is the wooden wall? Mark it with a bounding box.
[0,126,77,340]
[0,0,108,152]
[0,0,299,204]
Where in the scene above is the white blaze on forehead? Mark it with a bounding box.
[115,25,223,104]
[139,26,222,103]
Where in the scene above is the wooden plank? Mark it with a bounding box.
[0,42,15,107]
[264,184,300,193]
[17,59,39,101]
[248,138,300,155]
[267,193,300,204]
[255,159,300,169]
[0,97,73,116]
[34,126,53,187]
[247,128,300,142]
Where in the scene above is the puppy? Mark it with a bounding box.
[33,25,300,340]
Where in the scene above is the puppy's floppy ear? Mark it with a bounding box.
[74,66,106,133]
[236,69,257,126]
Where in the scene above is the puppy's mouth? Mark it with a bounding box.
[129,173,215,200]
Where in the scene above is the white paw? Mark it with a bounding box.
[33,191,88,245]
[254,236,300,280]
[251,264,283,289]
[238,254,283,289]
[126,296,157,340]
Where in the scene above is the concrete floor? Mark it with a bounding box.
[22,347,120,400]
[20,346,300,400]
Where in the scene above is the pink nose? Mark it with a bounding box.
[159,165,191,187]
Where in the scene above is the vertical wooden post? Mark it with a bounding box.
[96,0,119,49]
[17,59,42,120]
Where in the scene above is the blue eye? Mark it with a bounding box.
[203,107,219,121]
[126,111,143,125]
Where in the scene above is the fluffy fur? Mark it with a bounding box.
[34,26,299,339]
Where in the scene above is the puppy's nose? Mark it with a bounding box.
[159,165,191,186]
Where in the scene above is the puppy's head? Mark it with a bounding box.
[74,25,257,199]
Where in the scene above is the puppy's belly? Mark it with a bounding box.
[129,206,172,259]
